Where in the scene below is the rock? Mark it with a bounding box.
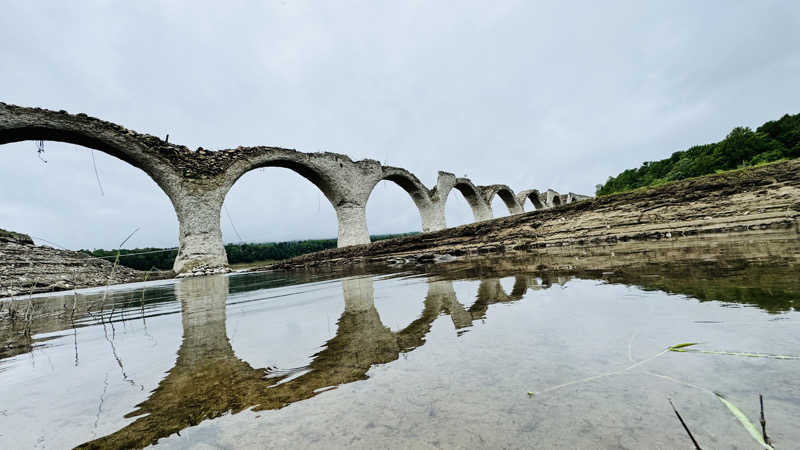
[0,234,158,296]
[0,229,34,245]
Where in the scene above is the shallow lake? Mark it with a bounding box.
[1,258,798,449]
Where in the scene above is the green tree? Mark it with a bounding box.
[596,113,799,195]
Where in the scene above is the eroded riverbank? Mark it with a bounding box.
[0,230,158,297]
[262,159,800,271]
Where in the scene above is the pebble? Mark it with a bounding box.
[176,265,232,278]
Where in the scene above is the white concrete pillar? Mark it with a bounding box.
[473,202,494,222]
[335,203,371,247]
[419,201,447,232]
[172,190,228,273]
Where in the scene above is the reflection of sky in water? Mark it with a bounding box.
[0,267,798,449]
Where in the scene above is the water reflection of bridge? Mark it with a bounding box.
[78,274,561,448]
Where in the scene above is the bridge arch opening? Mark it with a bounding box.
[0,140,178,256]
[453,182,485,217]
[444,187,479,227]
[221,166,338,259]
[496,188,520,215]
[490,195,511,218]
[486,186,520,218]
[522,194,545,211]
[366,179,422,238]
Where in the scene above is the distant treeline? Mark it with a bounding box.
[83,233,418,272]
[596,113,800,196]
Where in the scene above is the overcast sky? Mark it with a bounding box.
[1,1,799,250]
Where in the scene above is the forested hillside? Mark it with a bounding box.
[84,233,418,271]
[596,113,800,195]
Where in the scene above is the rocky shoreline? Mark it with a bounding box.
[0,230,164,297]
[258,159,800,271]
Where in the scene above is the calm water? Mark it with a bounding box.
[1,259,799,449]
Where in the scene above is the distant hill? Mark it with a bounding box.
[596,113,800,196]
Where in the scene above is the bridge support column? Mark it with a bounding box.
[419,201,447,232]
[474,203,494,222]
[507,202,524,215]
[172,189,228,273]
[335,203,371,247]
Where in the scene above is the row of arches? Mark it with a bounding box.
[0,103,589,272]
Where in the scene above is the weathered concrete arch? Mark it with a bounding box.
[226,154,340,202]
[451,178,494,222]
[516,189,545,211]
[0,103,214,273]
[543,189,562,208]
[372,166,436,232]
[565,192,592,204]
[417,171,457,232]
[379,166,431,206]
[219,148,384,248]
[0,104,182,190]
[382,171,497,231]
[480,184,524,216]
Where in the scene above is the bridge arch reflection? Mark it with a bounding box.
[78,272,557,448]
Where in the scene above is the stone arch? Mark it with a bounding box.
[378,167,432,208]
[367,166,433,233]
[222,148,384,248]
[543,189,562,208]
[450,178,493,222]
[223,151,341,205]
[219,156,341,251]
[0,104,203,270]
[481,184,523,215]
[516,189,546,211]
[0,104,181,199]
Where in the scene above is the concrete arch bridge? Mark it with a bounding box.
[0,103,590,273]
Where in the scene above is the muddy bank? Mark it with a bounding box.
[261,159,800,271]
[0,230,167,297]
